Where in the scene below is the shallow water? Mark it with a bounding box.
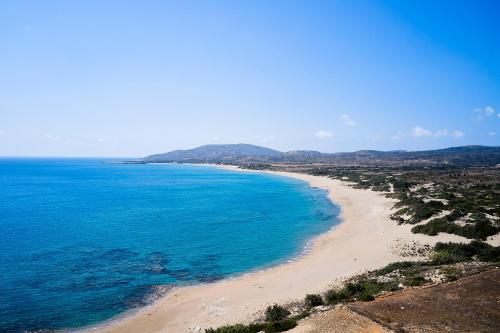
[0,159,339,332]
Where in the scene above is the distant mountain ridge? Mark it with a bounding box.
[143,144,500,166]
[144,144,282,162]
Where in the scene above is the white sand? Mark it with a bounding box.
[91,166,468,333]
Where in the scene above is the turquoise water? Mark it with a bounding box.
[0,159,339,332]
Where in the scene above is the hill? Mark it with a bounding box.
[143,144,282,163]
[143,144,500,167]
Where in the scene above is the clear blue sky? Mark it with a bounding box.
[1,0,499,157]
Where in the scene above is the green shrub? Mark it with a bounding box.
[205,324,250,333]
[358,293,375,302]
[344,282,363,296]
[324,288,350,304]
[404,275,428,286]
[264,319,297,333]
[361,280,394,295]
[429,250,455,265]
[376,261,422,275]
[441,267,460,282]
[412,218,453,236]
[410,200,445,223]
[325,290,341,304]
[475,243,500,262]
[265,304,290,322]
[431,241,500,264]
[205,323,266,333]
[247,323,267,333]
[372,183,390,192]
[324,280,389,304]
[462,219,498,240]
[412,213,498,240]
[304,294,324,307]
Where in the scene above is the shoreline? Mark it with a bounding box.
[90,165,469,333]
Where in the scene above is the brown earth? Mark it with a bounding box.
[348,268,500,332]
[289,306,390,333]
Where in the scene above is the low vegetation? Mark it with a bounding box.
[304,294,324,307]
[412,212,498,240]
[204,306,302,333]
[431,240,500,264]
[205,241,499,333]
[298,165,500,241]
[265,305,290,322]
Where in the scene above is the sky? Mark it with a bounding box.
[1,0,499,157]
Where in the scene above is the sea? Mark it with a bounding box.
[0,158,339,332]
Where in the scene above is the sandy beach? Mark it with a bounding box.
[91,166,469,333]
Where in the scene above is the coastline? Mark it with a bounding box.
[90,165,469,333]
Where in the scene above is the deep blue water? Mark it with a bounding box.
[0,159,339,332]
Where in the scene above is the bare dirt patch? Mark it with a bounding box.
[290,306,389,333]
[348,268,500,332]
